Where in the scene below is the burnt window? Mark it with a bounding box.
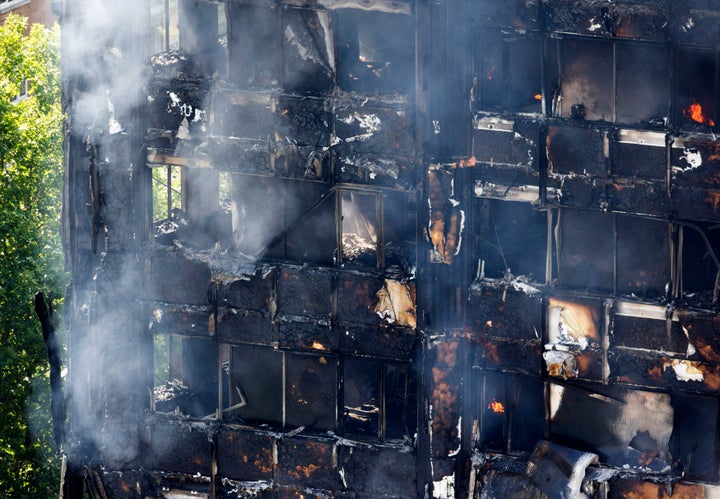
[343,358,416,441]
[475,371,545,454]
[153,335,219,418]
[674,391,720,481]
[472,198,548,283]
[151,164,183,223]
[676,222,720,304]
[225,346,337,432]
[549,382,673,470]
[150,0,179,54]
[227,4,281,89]
[240,183,414,270]
[676,49,718,130]
[545,38,669,125]
[476,30,542,113]
[336,9,415,95]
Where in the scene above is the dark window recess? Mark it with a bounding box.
[343,358,416,441]
[151,165,232,249]
[678,223,720,302]
[551,37,613,121]
[673,392,719,481]
[226,347,337,432]
[476,30,542,113]
[178,0,226,77]
[384,191,416,271]
[227,4,281,89]
[615,216,669,298]
[545,38,669,125]
[286,353,337,431]
[676,49,718,129]
[153,335,218,418]
[472,198,547,282]
[227,176,332,263]
[556,209,614,293]
[476,371,545,454]
[616,43,668,126]
[336,10,415,95]
[227,346,283,427]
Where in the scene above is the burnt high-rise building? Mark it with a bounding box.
[60,0,720,497]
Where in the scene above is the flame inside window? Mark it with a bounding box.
[487,399,505,413]
[683,101,715,127]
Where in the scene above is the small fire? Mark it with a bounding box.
[487,399,505,413]
[534,93,542,101]
[486,66,496,80]
[684,101,715,127]
[310,341,325,350]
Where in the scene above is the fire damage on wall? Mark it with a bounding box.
[58,0,720,497]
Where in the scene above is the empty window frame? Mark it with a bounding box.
[151,164,183,223]
[472,198,549,283]
[549,382,674,470]
[476,30,543,113]
[245,183,412,270]
[555,210,670,297]
[545,37,669,125]
[475,370,545,454]
[343,358,416,441]
[673,222,720,304]
[150,0,179,54]
[153,335,219,418]
[335,9,415,95]
[225,346,337,432]
[676,48,718,130]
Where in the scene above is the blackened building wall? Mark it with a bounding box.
[61,1,720,497]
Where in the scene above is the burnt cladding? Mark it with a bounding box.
[60,0,720,497]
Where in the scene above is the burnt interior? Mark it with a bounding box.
[61,0,720,497]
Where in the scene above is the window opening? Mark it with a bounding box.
[341,190,380,267]
[151,164,183,223]
[153,335,218,418]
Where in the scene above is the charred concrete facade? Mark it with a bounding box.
[61,0,720,497]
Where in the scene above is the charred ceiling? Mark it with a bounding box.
[60,0,720,497]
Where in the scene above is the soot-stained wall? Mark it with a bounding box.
[61,0,720,497]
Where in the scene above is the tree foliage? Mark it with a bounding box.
[0,15,64,497]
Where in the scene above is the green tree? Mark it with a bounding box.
[0,14,64,497]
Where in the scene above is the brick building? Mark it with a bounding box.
[0,0,57,28]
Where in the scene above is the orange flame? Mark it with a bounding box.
[534,93,542,101]
[684,101,715,127]
[487,399,504,413]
